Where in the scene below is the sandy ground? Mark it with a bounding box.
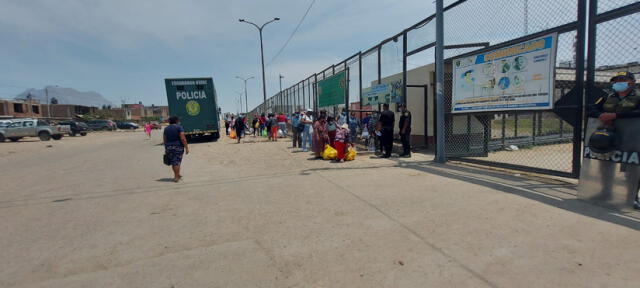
[0,131,639,288]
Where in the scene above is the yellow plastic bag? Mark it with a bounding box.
[229,129,237,139]
[345,147,357,161]
[322,144,337,160]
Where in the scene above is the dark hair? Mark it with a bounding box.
[169,116,180,124]
[383,103,390,108]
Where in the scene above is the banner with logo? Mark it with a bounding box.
[452,33,557,113]
[317,71,346,107]
[361,79,403,106]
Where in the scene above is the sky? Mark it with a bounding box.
[1,0,637,114]
[0,0,440,113]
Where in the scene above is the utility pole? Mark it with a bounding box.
[279,74,284,113]
[239,17,280,111]
[236,76,254,114]
[44,86,50,118]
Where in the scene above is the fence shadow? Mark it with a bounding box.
[300,159,640,230]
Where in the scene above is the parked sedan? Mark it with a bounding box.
[87,120,116,131]
[116,121,139,130]
[58,121,89,136]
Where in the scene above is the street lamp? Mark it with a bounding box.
[235,76,254,114]
[239,17,280,111]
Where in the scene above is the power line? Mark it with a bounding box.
[266,0,317,66]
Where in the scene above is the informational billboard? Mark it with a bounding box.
[452,33,557,113]
[361,79,403,106]
[317,71,346,107]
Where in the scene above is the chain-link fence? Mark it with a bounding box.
[247,0,640,178]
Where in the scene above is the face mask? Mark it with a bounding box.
[612,82,629,92]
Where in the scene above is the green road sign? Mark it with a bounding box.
[318,71,346,107]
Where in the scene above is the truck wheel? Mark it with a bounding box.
[9,137,20,142]
[80,132,87,136]
[70,131,76,137]
[52,134,62,140]
[212,132,220,142]
[0,134,5,142]
[39,132,51,141]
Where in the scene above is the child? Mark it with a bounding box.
[144,122,152,139]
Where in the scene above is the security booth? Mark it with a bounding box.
[578,117,640,209]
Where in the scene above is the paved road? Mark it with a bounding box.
[1,132,638,287]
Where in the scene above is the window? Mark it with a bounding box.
[24,121,34,127]
[9,122,22,127]
[37,120,49,126]
[13,103,24,113]
[32,105,40,114]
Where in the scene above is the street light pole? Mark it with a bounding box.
[236,76,254,114]
[279,74,284,113]
[239,17,280,111]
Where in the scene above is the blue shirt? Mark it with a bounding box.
[292,115,301,127]
[164,124,185,146]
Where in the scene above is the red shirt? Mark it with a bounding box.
[277,115,287,123]
[259,116,267,124]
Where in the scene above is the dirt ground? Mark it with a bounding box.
[0,131,638,288]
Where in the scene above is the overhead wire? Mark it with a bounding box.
[266,0,317,66]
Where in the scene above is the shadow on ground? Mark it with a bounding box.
[300,159,640,231]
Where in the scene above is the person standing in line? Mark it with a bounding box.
[326,116,337,148]
[301,109,314,152]
[265,113,273,140]
[234,114,247,144]
[259,113,267,137]
[163,116,189,183]
[144,122,153,139]
[313,113,329,159]
[337,108,347,126]
[398,103,412,158]
[348,112,358,143]
[269,113,279,141]
[278,112,288,138]
[368,112,380,154]
[291,111,302,148]
[377,103,395,158]
[251,116,259,137]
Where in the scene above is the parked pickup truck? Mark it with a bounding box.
[0,119,65,142]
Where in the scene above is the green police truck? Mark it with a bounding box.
[165,77,220,141]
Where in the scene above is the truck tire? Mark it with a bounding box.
[212,132,220,141]
[39,132,51,141]
[52,134,63,140]
[9,137,20,142]
[0,134,5,142]
[80,132,87,136]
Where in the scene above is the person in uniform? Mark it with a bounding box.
[399,103,412,158]
[377,103,395,158]
[588,71,639,209]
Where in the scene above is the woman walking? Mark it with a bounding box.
[312,113,328,159]
[163,116,189,183]
[144,122,152,139]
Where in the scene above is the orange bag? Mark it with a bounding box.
[230,129,237,139]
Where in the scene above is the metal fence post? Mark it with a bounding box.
[572,0,588,177]
[435,0,446,163]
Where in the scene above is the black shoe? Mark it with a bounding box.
[400,154,411,158]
